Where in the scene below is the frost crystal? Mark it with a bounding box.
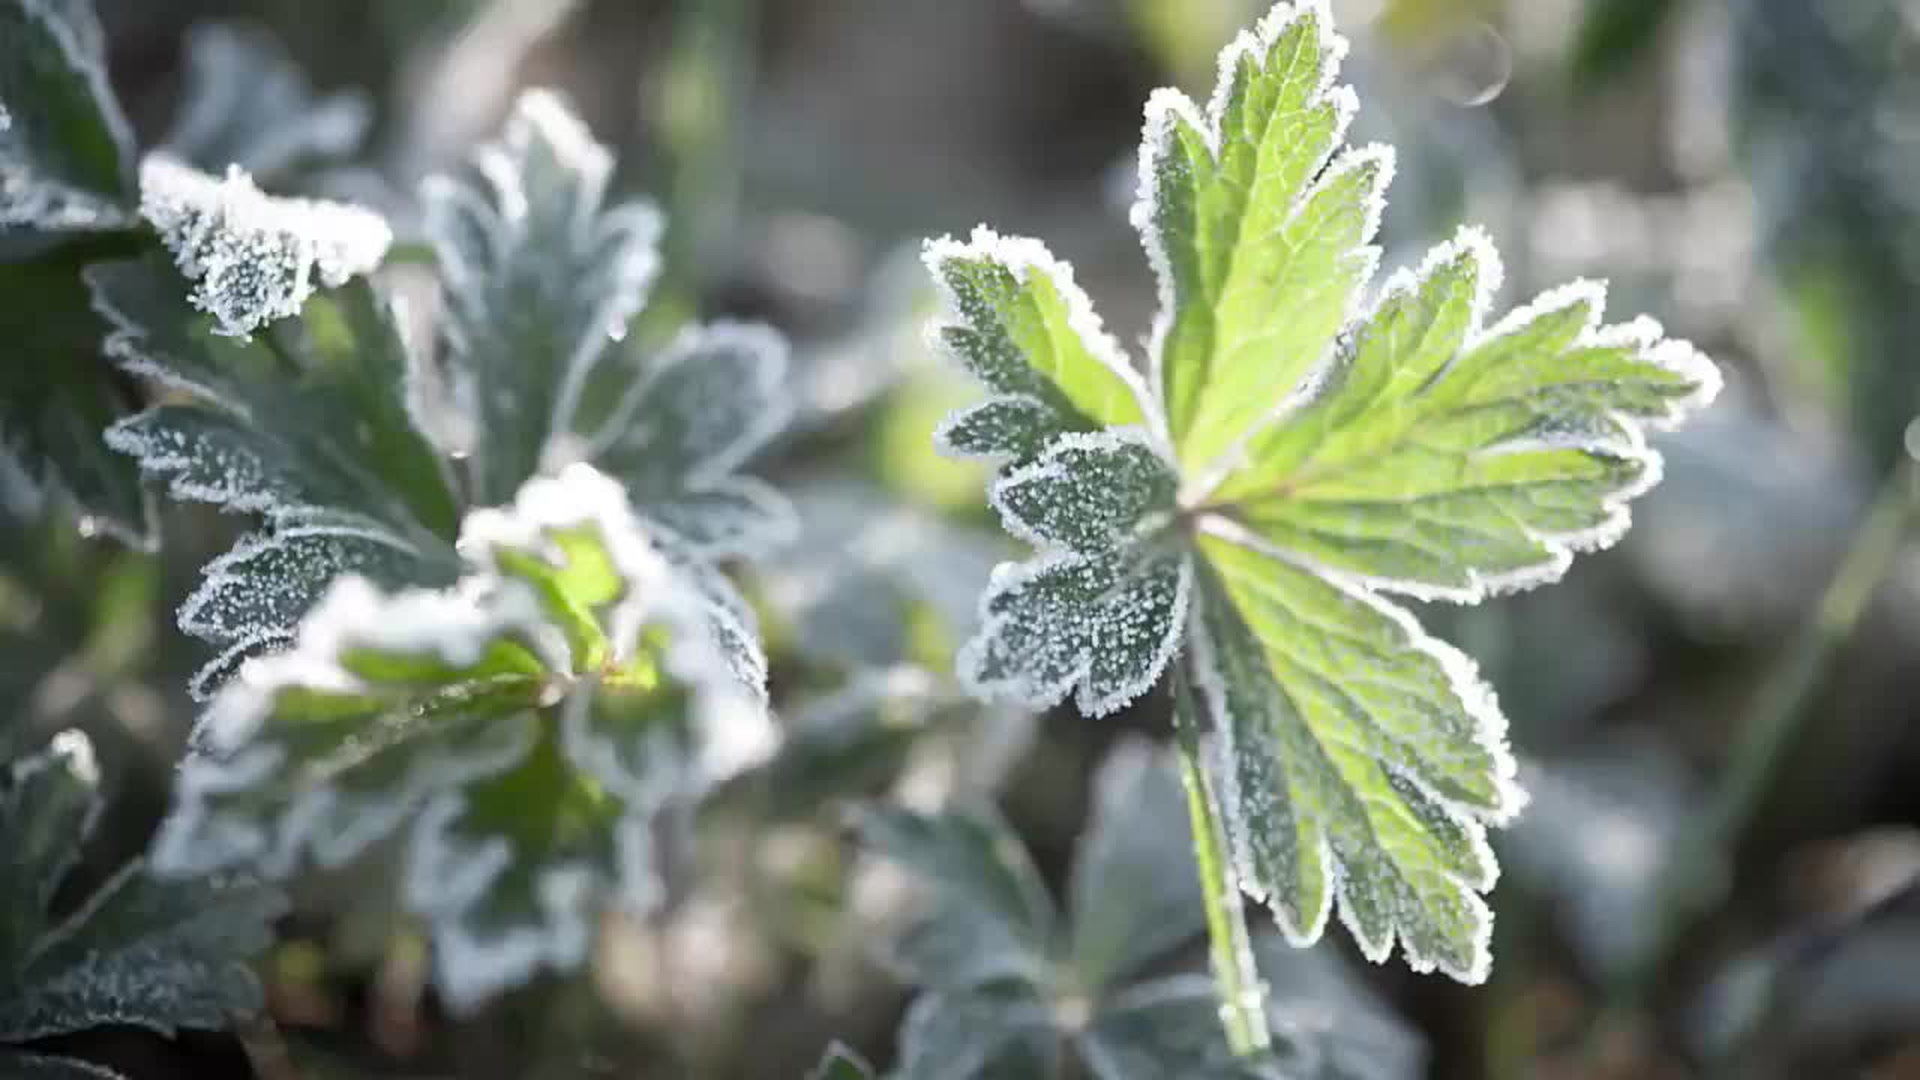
[927,0,1721,982]
[139,155,391,338]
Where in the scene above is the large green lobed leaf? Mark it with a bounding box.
[928,0,1720,982]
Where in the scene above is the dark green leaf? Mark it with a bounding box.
[0,0,135,234]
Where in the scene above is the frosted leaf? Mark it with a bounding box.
[138,155,392,339]
[0,1052,124,1079]
[857,804,1055,991]
[591,321,796,559]
[1191,534,1514,982]
[1065,738,1206,991]
[90,254,461,689]
[424,88,663,506]
[151,465,777,1013]
[0,255,151,548]
[1079,978,1283,1079]
[715,667,942,821]
[160,22,371,181]
[895,987,1060,1080]
[179,526,436,648]
[762,479,1001,669]
[1252,933,1426,1080]
[1139,2,1388,475]
[864,742,1414,1078]
[0,731,284,1067]
[961,546,1189,718]
[808,1043,876,1080]
[991,432,1176,554]
[925,227,1154,467]
[1208,233,1721,601]
[928,0,1721,982]
[0,0,136,232]
[1,731,101,965]
[2,864,284,1041]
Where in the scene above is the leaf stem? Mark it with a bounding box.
[1172,660,1272,1057]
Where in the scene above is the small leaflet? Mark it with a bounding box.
[926,0,1721,983]
[160,22,371,180]
[139,155,391,338]
[423,88,663,507]
[590,321,796,560]
[961,432,1187,717]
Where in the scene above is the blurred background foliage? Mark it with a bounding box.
[8,0,1920,1077]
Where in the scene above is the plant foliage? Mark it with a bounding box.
[928,0,1720,981]
[0,0,149,544]
[112,88,795,1008]
[0,730,285,1080]
[859,740,1420,1079]
[152,464,775,1011]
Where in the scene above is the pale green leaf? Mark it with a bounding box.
[927,228,1153,465]
[1192,534,1511,980]
[1079,977,1281,1079]
[1205,233,1721,600]
[864,741,1421,1077]
[1137,2,1382,472]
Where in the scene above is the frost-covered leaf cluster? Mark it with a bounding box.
[153,463,776,1011]
[423,88,792,559]
[859,740,1420,1079]
[101,87,792,699]
[0,730,285,1080]
[929,0,1721,982]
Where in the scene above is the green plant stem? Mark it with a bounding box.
[1172,661,1271,1057]
[1595,447,1918,1046]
